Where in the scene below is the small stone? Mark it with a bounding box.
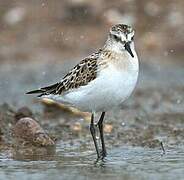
[71,122,82,132]
[12,117,55,147]
[104,124,113,133]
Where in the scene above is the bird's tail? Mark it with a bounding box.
[26,89,43,94]
[26,83,59,97]
[26,89,45,97]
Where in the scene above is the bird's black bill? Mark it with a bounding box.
[124,42,134,58]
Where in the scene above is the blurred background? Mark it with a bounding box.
[0,0,184,61]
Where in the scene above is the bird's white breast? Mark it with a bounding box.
[60,53,139,112]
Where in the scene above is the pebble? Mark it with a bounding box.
[104,124,113,133]
[12,117,55,147]
[71,122,82,132]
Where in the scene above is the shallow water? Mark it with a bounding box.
[0,146,184,180]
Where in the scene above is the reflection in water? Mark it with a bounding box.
[12,146,56,161]
[0,146,184,180]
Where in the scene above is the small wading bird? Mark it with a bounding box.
[27,24,139,160]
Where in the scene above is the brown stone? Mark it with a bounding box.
[12,117,55,147]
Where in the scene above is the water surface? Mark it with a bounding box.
[0,146,184,180]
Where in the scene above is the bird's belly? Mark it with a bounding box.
[63,67,138,112]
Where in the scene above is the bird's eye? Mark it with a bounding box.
[113,34,119,41]
[131,36,134,41]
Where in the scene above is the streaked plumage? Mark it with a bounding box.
[27,51,100,97]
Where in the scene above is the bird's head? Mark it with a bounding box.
[108,24,135,57]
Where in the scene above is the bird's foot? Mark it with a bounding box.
[100,150,107,160]
[95,150,107,162]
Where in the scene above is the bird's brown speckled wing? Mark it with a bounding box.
[26,50,101,97]
[55,52,100,94]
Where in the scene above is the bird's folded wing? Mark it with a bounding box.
[26,51,101,97]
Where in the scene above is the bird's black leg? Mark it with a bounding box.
[90,113,100,159]
[160,141,166,155]
[97,112,106,158]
